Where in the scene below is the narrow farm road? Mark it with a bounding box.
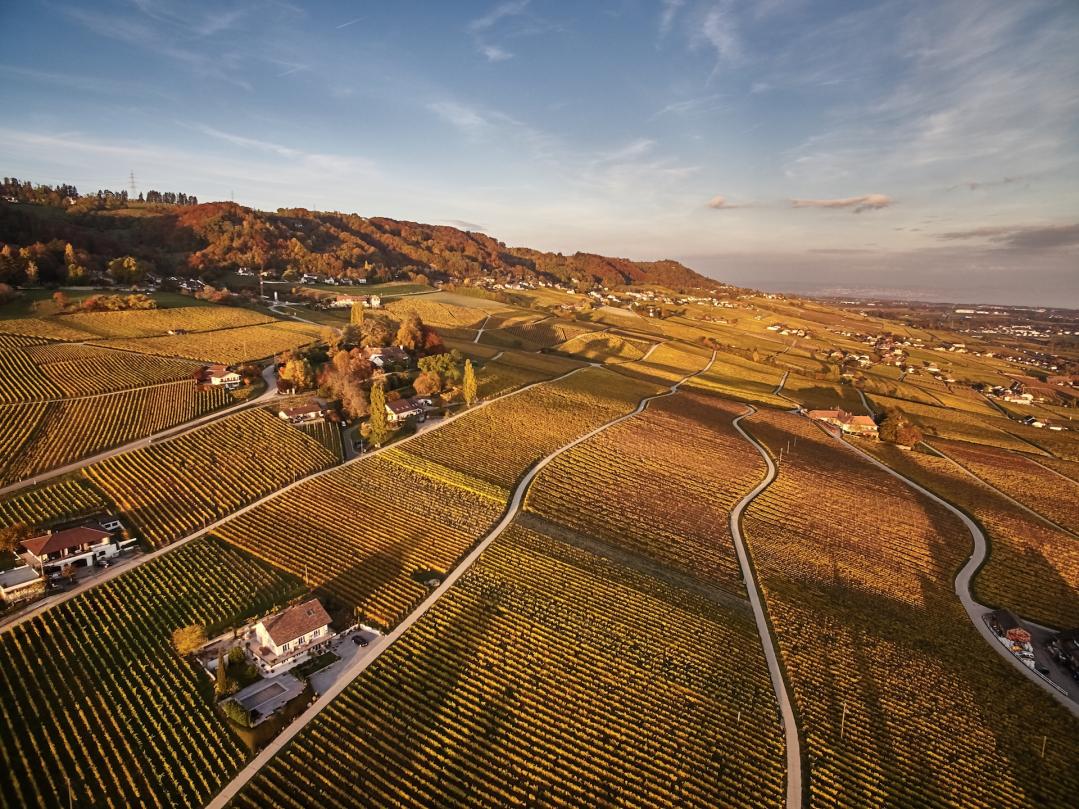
[926,443,1079,539]
[773,370,789,395]
[856,387,875,417]
[472,314,491,343]
[832,434,1079,719]
[730,407,804,809]
[206,353,717,809]
[0,365,281,499]
[0,363,589,635]
[269,304,322,326]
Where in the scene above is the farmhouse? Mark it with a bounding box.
[278,398,330,423]
[249,598,333,675]
[201,364,242,389]
[363,345,409,368]
[19,526,117,573]
[0,566,45,605]
[386,398,426,424]
[807,409,879,438]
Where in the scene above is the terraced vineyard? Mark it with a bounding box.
[25,344,199,397]
[0,381,233,486]
[94,321,321,364]
[685,351,789,408]
[384,298,488,329]
[475,350,584,398]
[215,455,504,625]
[526,391,757,595]
[84,409,339,548]
[0,536,304,809]
[298,420,344,461]
[929,439,1079,533]
[553,331,651,363]
[611,341,712,385]
[0,305,272,341]
[230,522,787,809]
[863,392,1036,453]
[741,409,1079,808]
[0,478,108,531]
[394,368,663,490]
[862,441,1079,628]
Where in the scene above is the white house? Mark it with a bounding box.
[362,345,408,368]
[19,526,118,573]
[249,598,333,675]
[206,364,242,389]
[278,398,330,423]
[386,398,425,424]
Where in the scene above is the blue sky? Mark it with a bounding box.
[1,0,1077,305]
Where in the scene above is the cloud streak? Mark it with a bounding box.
[937,223,1079,249]
[790,193,892,213]
[706,195,742,209]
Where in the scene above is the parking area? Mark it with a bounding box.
[309,627,384,696]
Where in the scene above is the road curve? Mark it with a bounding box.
[206,354,717,808]
[835,435,1079,719]
[730,406,804,809]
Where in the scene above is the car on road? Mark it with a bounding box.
[352,636,369,647]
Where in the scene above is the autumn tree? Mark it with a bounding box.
[107,255,152,284]
[879,408,923,448]
[350,302,365,326]
[360,317,394,348]
[366,382,390,447]
[413,371,442,396]
[172,624,207,656]
[396,313,424,351]
[463,359,477,407]
[0,522,31,556]
[279,357,315,392]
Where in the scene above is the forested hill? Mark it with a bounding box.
[0,194,719,291]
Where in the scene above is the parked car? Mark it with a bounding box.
[352,636,369,647]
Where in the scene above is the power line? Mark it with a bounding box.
[128,170,138,197]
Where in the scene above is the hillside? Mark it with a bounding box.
[0,194,719,291]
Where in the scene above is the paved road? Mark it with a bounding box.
[773,371,789,395]
[205,353,717,809]
[926,443,1078,539]
[730,406,804,809]
[856,387,875,417]
[0,365,281,498]
[833,433,1079,719]
[0,363,589,635]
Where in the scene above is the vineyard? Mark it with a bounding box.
[384,298,488,330]
[84,409,339,549]
[229,522,787,809]
[0,306,272,342]
[863,392,1036,453]
[215,455,504,625]
[611,341,713,385]
[475,350,584,399]
[930,439,1079,534]
[0,381,233,486]
[525,391,759,596]
[298,420,345,461]
[495,317,599,349]
[393,368,663,490]
[862,442,1079,628]
[740,409,1079,807]
[685,351,789,408]
[0,478,107,532]
[93,321,322,364]
[0,536,305,809]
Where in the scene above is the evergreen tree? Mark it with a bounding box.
[463,359,477,407]
[367,382,389,447]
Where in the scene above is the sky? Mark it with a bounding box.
[1,0,1077,306]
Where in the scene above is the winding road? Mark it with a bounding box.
[730,406,804,809]
[206,352,719,808]
[831,433,1079,719]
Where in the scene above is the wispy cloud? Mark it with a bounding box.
[706,194,743,209]
[428,101,491,135]
[468,0,530,61]
[790,194,892,213]
[650,93,725,119]
[937,223,1079,249]
[695,2,742,81]
[945,175,1024,192]
[335,17,363,30]
[598,138,656,163]
[193,124,300,158]
[659,0,685,37]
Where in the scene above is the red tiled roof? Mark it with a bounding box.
[260,598,331,646]
[20,526,111,557]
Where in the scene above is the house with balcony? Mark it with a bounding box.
[248,598,334,676]
[19,526,117,573]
